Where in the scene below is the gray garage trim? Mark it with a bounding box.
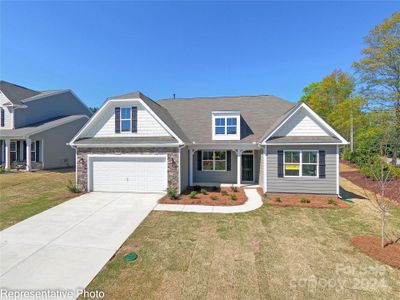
[266,145,337,194]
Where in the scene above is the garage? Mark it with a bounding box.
[88,155,168,193]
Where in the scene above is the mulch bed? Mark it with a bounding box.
[257,188,350,209]
[340,160,400,204]
[159,187,247,206]
[352,236,400,269]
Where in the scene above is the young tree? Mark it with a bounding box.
[353,12,400,165]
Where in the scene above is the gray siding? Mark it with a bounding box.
[31,117,88,169]
[180,147,189,192]
[266,145,337,194]
[14,91,91,128]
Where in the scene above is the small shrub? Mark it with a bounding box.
[0,167,5,173]
[300,198,311,203]
[230,194,237,201]
[200,188,208,195]
[275,197,281,202]
[167,187,179,200]
[210,195,218,201]
[66,180,81,193]
[328,199,338,206]
[231,185,238,192]
[189,191,197,199]
[221,190,228,196]
[193,185,202,192]
[342,148,353,161]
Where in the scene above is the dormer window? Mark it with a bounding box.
[212,111,241,140]
[120,107,132,132]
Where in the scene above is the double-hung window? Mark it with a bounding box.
[31,141,36,162]
[202,150,226,171]
[120,107,131,132]
[214,117,237,135]
[284,150,318,177]
[10,141,17,162]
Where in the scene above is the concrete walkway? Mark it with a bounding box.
[153,188,263,213]
[0,192,159,299]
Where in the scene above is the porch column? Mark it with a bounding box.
[189,149,195,186]
[26,138,31,171]
[4,139,10,170]
[235,149,243,187]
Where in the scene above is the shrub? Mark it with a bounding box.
[0,167,5,173]
[167,187,179,200]
[231,185,238,192]
[328,199,338,206]
[189,191,197,199]
[360,160,396,181]
[230,194,237,201]
[193,185,202,192]
[200,188,208,195]
[275,197,281,202]
[300,198,311,203]
[210,195,218,201]
[342,148,353,161]
[221,190,228,196]
[66,180,81,193]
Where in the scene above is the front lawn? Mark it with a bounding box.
[84,179,400,299]
[0,169,78,230]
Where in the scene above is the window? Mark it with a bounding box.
[120,107,131,132]
[10,141,17,162]
[31,141,36,162]
[202,150,226,171]
[214,117,237,135]
[284,150,318,177]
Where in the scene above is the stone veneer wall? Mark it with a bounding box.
[76,147,179,192]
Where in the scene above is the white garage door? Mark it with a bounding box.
[89,155,167,193]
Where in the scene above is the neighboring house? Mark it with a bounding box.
[69,92,348,195]
[0,81,92,170]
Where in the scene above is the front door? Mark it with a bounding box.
[242,153,254,182]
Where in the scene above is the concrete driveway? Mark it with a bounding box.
[0,192,159,298]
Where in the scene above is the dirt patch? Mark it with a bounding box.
[257,189,350,208]
[352,236,400,269]
[159,187,247,206]
[340,160,400,204]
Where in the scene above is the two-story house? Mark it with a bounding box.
[69,91,348,195]
[0,81,92,170]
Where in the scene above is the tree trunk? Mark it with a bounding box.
[393,99,400,166]
[381,213,385,248]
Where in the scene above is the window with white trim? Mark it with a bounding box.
[284,150,318,177]
[214,117,237,135]
[10,141,17,162]
[202,150,226,171]
[31,141,36,162]
[120,107,131,132]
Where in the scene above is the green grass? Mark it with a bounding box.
[83,198,400,299]
[0,168,77,230]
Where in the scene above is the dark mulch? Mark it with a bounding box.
[159,187,247,206]
[340,160,400,204]
[257,188,350,209]
[352,236,400,269]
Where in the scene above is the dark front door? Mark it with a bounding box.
[242,154,254,182]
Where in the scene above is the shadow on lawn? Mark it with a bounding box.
[340,186,365,200]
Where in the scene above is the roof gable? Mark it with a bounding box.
[0,81,40,104]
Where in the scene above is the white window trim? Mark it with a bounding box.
[214,117,238,135]
[10,141,17,162]
[31,141,36,162]
[283,150,319,178]
[120,107,132,133]
[212,113,240,141]
[202,150,227,172]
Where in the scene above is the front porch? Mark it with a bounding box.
[188,147,262,188]
[0,139,43,171]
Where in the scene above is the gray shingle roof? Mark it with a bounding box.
[108,91,189,143]
[0,115,88,138]
[0,81,41,105]
[74,136,177,146]
[266,136,340,144]
[157,95,295,144]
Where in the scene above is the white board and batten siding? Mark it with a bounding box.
[83,100,171,138]
[274,107,331,137]
[89,155,168,193]
[0,92,14,129]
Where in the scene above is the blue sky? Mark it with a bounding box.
[1,1,399,107]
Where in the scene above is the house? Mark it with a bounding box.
[0,81,92,170]
[69,92,348,195]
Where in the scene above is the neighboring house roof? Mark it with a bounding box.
[108,91,189,142]
[158,95,295,144]
[266,136,341,144]
[74,136,178,146]
[0,115,88,138]
[0,80,41,105]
